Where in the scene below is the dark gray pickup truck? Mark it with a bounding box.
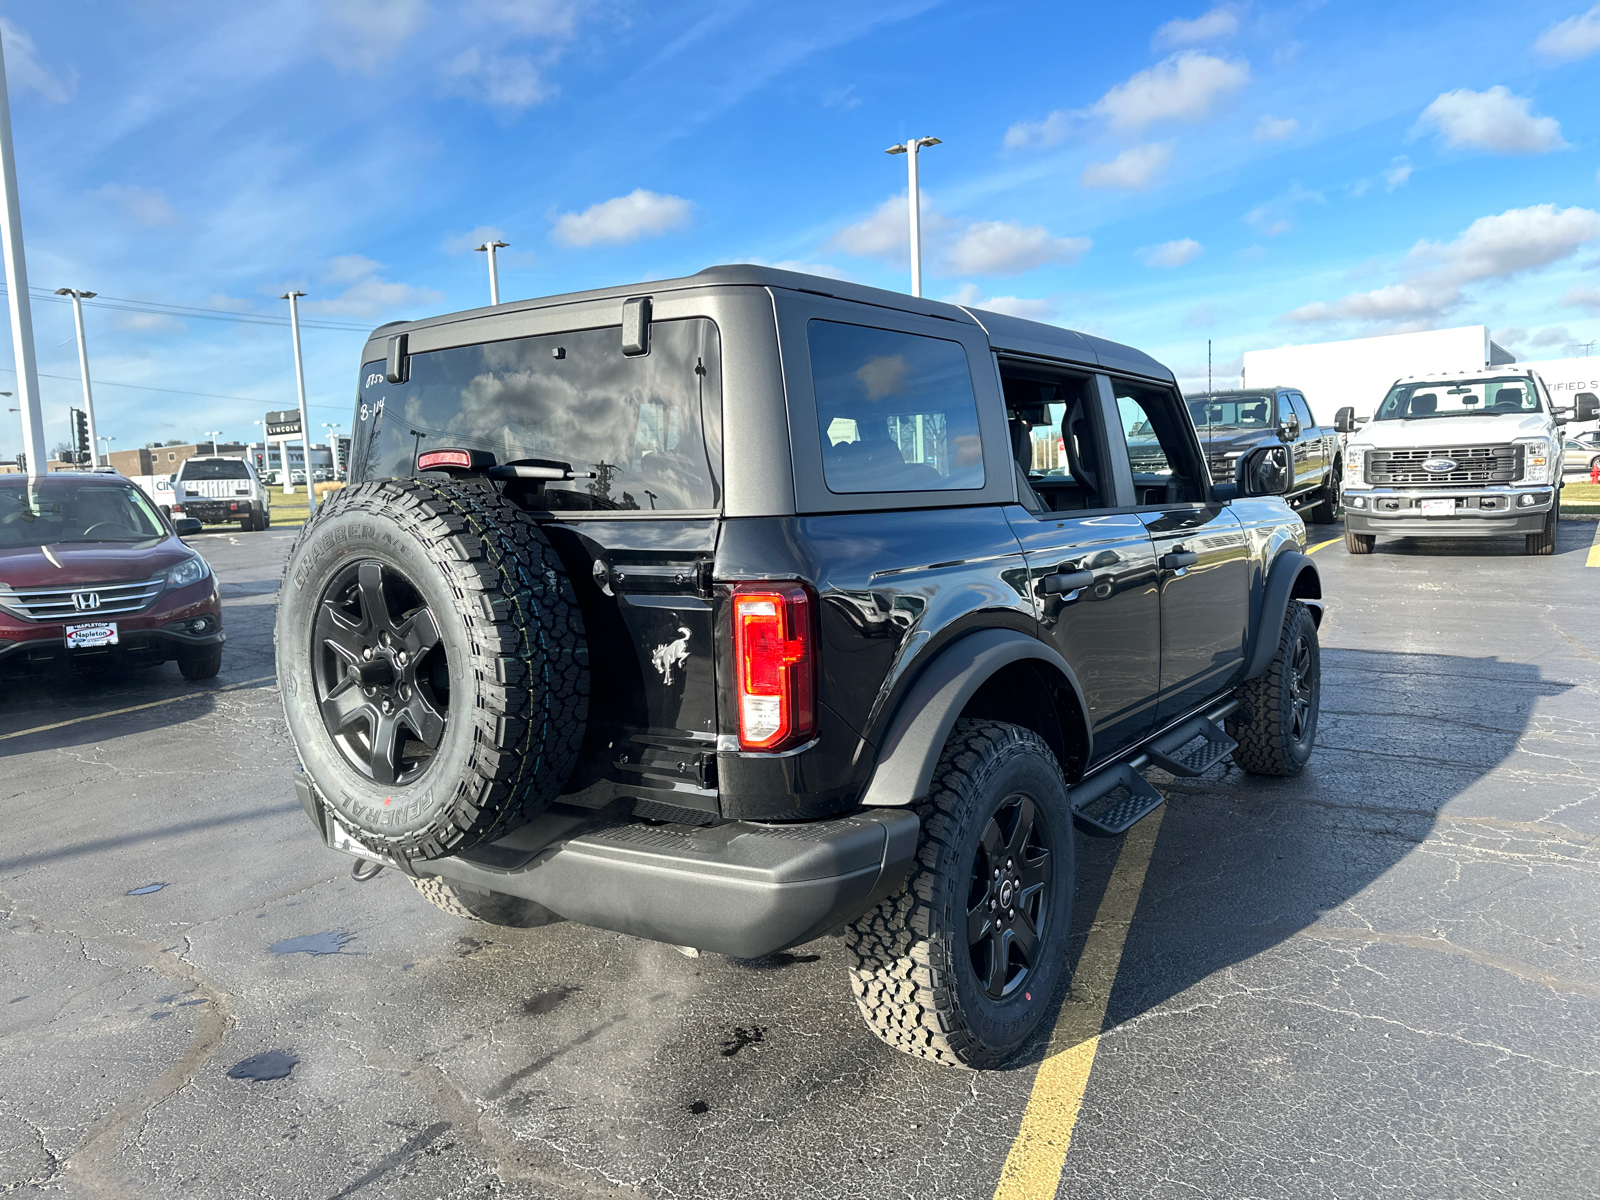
[1182,388,1342,523]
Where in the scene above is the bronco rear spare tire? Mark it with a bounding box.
[275,479,588,862]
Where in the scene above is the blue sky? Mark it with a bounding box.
[2,0,1598,461]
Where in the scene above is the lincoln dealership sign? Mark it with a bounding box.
[265,409,303,437]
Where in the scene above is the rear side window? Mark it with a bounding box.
[351,319,722,512]
[180,459,251,481]
[808,320,984,494]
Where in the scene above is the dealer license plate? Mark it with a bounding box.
[328,819,390,865]
[65,621,118,649]
[1419,499,1456,516]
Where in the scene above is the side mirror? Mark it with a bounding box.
[1241,445,1291,496]
[1333,406,1357,433]
[1277,417,1300,443]
[1574,394,1600,423]
[172,517,203,537]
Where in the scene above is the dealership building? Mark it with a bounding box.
[1240,325,1600,431]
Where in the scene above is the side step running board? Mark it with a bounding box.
[1143,715,1237,778]
[1069,764,1166,838]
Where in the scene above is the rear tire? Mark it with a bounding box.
[410,876,562,928]
[1344,530,1375,554]
[1227,600,1319,777]
[178,648,223,681]
[1526,498,1557,556]
[845,720,1074,1069]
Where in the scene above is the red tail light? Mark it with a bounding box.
[417,449,473,471]
[732,583,815,751]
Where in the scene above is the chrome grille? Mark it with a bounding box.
[1207,455,1237,482]
[1366,445,1521,487]
[0,577,166,621]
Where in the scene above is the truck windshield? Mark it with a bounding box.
[350,319,722,512]
[0,481,167,546]
[1375,378,1542,420]
[1185,394,1275,428]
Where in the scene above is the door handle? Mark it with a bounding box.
[1041,568,1095,596]
[1159,548,1199,570]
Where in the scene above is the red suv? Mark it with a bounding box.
[0,472,224,679]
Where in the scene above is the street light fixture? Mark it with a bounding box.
[203,430,221,455]
[474,240,509,306]
[55,288,103,464]
[884,136,941,298]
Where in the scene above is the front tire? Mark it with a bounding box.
[1227,600,1320,777]
[846,720,1074,1069]
[1526,497,1557,556]
[178,647,222,681]
[1344,530,1375,554]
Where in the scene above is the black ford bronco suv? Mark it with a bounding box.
[276,266,1324,1068]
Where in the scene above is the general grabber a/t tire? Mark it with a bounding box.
[1227,599,1320,777]
[275,478,588,864]
[845,720,1075,1069]
[410,876,562,928]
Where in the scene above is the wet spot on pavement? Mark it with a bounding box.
[228,1050,299,1082]
[522,986,579,1016]
[126,883,167,895]
[270,931,356,956]
[150,1011,171,1020]
[453,935,489,957]
[688,1100,710,1114]
[720,1026,766,1057]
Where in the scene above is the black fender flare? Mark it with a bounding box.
[1242,550,1323,681]
[857,629,1092,808]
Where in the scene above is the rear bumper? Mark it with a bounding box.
[172,499,260,523]
[298,774,920,957]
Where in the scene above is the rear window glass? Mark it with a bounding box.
[808,320,984,494]
[351,319,721,512]
[180,459,251,480]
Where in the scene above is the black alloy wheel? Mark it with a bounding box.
[967,794,1052,1001]
[1288,631,1314,745]
[313,559,448,785]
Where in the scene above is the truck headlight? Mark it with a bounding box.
[1344,445,1370,485]
[167,554,210,589]
[1516,437,1552,484]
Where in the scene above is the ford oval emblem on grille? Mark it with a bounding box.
[1422,458,1457,473]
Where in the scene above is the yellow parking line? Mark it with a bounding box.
[1306,536,1341,554]
[993,807,1166,1200]
[0,674,277,742]
[1587,522,1600,568]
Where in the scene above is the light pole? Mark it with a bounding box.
[281,290,316,513]
[474,239,508,306]
[55,288,102,465]
[204,430,221,455]
[322,422,342,478]
[97,434,114,464]
[0,31,45,476]
[884,136,941,298]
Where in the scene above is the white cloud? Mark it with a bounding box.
[469,0,582,37]
[1153,6,1241,49]
[1531,326,1573,348]
[1141,238,1203,268]
[112,311,185,334]
[942,284,1056,321]
[442,48,549,108]
[1384,158,1413,191]
[765,260,853,281]
[1082,141,1175,190]
[443,225,508,254]
[821,85,861,111]
[1004,110,1074,150]
[303,256,443,318]
[944,222,1089,276]
[97,184,181,227]
[1533,5,1600,62]
[1094,52,1249,132]
[1284,204,1600,327]
[317,0,429,74]
[1415,86,1567,155]
[550,189,693,247]
[829,193,953,261]
[1492,326,1528,348]
[1253,115,1298,143]
[1349,179,1372,199]
[1244,182,1323,237]
[1563,286,1600,313]
[0,18,76,102]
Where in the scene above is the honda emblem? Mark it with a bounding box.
[72,591,101,612]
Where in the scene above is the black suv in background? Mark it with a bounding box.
[1184,387,1342,523]
[276,266,1324,1068]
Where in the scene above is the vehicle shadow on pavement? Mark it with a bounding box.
[1362,518,1593,557]
[1021,646,1574,1066]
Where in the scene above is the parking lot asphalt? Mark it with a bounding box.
[3,517,1599,1199]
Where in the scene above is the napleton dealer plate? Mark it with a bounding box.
[64,621,118,649]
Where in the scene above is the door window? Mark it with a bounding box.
[1286,392,1312,431]
[1110,380,1207,505]
[1002,370,1108,512]
[808,320,985,494]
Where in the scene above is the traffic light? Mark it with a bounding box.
[69,407,90,464]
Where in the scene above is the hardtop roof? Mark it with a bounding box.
[360,264,1174,383]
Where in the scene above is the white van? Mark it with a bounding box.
[170,456,271,531]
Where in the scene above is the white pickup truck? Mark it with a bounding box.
[169,455,271,532]
[1335,368,1599,556]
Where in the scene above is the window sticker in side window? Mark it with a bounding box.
[807,320,985,494]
